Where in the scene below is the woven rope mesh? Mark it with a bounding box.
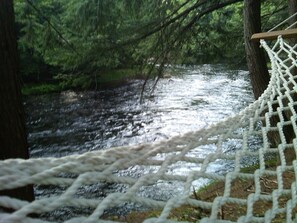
[1,36,297,223]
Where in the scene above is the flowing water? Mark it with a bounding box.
[25,64,254,157]
[24,64,255,218]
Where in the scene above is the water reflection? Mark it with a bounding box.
[24,64,255,217]
[25,65,253,158]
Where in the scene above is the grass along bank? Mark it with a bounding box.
[21,68,144,95]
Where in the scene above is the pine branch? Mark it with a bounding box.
[25,0,82,57]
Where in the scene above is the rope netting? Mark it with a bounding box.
[1,36,297,223]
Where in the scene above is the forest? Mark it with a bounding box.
[1,0,297,221]
[14,0,288,94]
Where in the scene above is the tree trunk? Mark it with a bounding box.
[0,0,34,202]
[288,0,297,51]
[288,0,297,28]
[243,0,281,148]
[284,0,297,163]
[243,0,270,100]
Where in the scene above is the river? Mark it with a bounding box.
[25,64,254,158]
[24,64,255,218]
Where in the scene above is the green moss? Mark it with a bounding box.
[239,164,260,173]
[121,206,202,222]
[21,68,159,95]
[240,158,278,173]
[54,73,92,90]
[21,83,62,95]
[98,69,137,82]
[22,68,142,96]
[21,74,93,96]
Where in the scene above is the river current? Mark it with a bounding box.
[25,64,254,158]
[24,64,255,218]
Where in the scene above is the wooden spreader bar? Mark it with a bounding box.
[251,28,297,41]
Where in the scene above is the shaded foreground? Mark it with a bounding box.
[106,163,296,222]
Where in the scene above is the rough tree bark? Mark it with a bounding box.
[0,0,34,202]
[243,0,270,100]
[288,0,297,28]
[284,0,297,162]
[244,0,297,159]
[244,0,283,148]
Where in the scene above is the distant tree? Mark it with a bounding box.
[0,0,34,201]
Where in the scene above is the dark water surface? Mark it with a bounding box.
[25,64,254,158]
[24,64,255,218]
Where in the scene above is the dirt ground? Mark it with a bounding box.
[106,163,296,223]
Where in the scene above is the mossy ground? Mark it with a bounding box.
[105,157,296,222]
[22,67,296,222]
[21,68,144,95]
[22,83,62,95]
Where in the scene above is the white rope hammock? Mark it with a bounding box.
[1,36,297,222]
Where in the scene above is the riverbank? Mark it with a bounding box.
[21,68,144,96]
[25,65,257,221]
[106,158,293,222]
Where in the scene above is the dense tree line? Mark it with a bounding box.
[0,0,294,202]
[14,0,288,89]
